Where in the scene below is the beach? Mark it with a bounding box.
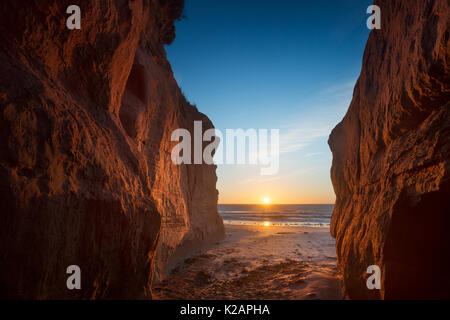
[153,224,342,300]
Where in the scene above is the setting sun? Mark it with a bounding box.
[263,197,271,204]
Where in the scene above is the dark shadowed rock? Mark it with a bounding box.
[329,0,449,299]
[0,0,223,299]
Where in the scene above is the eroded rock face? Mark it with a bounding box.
[329,0,449,299]
[0,0,223,299]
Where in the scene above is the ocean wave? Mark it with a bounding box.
[218,204,333,228]
[222,220,330,228]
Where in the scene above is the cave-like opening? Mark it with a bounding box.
[384,182,450,299]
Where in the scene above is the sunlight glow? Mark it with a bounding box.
[263,197,271,204]
[263,221,271,227]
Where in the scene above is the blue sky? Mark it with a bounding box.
[166,0,372,204]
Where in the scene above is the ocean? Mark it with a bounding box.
[218,204,334,228]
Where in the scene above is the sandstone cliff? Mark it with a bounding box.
[0,0,224,299]
[329,0,449,299]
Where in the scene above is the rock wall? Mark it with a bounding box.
[0,0,224,299]
[329,0,449,299]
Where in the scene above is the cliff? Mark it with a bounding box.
[329,0,449,299]
[0,0,224,299]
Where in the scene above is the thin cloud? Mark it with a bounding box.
[304,152,323,158]
[279,124,333,155]
[240,167,319,184]
[278,79,356,155]
[319,80,356,96]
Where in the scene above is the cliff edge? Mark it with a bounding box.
[329,0,449,299]
[0,0,224,299]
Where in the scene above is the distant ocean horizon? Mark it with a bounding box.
[218,204,334,228]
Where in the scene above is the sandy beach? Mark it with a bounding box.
[153,224,342,300]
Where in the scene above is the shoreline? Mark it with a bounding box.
[153,224,342,300]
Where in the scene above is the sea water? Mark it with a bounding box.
[218,204,333,228]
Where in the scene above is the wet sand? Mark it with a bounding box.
[153,225,342,300]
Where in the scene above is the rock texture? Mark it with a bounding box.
[0,0,223,299]
[329,0,449,299]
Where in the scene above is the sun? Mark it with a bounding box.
[263,221,271,227]
[263,197,271,204]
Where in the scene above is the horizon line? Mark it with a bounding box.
[217,203,335,205]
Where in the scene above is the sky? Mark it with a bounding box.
[166,0,372,204]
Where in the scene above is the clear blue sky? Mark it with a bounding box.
[166,0,372,204]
